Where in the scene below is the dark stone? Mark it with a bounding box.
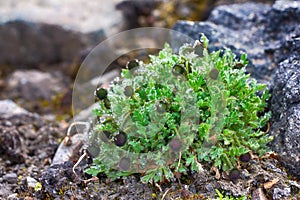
[0,20,105,68]
[3,173,18,184]
[0,99,62,166]
[270,56,300,180]
[173,0,300,180]
[173,1,300,82]
[116,0,158,28]
[5,70,66,101]
[39,162,76,195]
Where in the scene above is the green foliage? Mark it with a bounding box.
[34,182,42,192]
[86,34,272,183]
[215,189,247,200]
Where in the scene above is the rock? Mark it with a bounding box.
[0,99,28,118]
[26,177,38,188]
[7,193,18,200]
[173,0,300,180]
[173,0,300,82]
[52,133,87,165]
[272,187,291,200]
[0,20,104,68]
[270,56,300,180]
[0,0,123,34]
[252,188,267,200]
[39,162,77,195]
[3,69,72,114]
[3,173,18,184]
[0,125,26,164]
[5,70,65,101]
[0,0,126,68]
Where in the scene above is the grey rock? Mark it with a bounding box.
[5,70,65,101]
[0,99,28,118]
[26,176,38,188]
[272,187,291,200]
[174,0,300,180]
[3,173,17,184]
[173,1,299,81]
[7,193,18,200]
[270,57,300,180]
[252,188,267,200]
[52,133,88,165]
[0,20,105,68]
[0,0,123,34]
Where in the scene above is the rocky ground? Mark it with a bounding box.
[0,0,300,199]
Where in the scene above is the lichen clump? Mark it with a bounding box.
[86,35,272,183]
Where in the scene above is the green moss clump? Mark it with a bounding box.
[86,34,272,183]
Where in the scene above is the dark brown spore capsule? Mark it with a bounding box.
[229,169,240,181]
[126,59,139,70]
[172,64,186,76]
[235,63,244,69]
[114,131,127,147]
[239,152,251,163]
[119,157,131,171]
[95,88,108,100]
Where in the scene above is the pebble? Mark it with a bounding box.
[26,176,38,188]
[3,173,18,184]
[7,193,18,200]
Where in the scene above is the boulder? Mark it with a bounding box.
[6,70,65,101]
[270,55,300,180]
[0,21,105,68]
[173,0,300,179]
[173,0,300,82]
[0,0,123,34]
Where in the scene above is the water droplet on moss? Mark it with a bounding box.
[114,131,127,147]
[119,157,131,171]
[124,86,134,97]
[87,145,100,157]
